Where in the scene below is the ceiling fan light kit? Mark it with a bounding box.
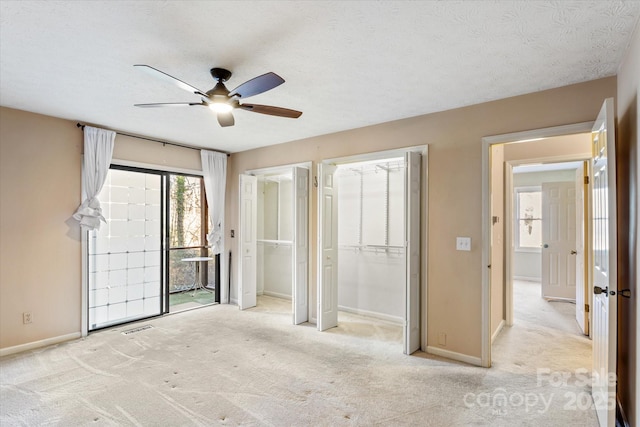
[134,65,302,127]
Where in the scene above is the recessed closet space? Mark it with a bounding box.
[257,172,293,300]
[336,157,405,324]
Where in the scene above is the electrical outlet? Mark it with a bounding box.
[456,237,471,251]
[438,332,447,346]
[23,312,32,324]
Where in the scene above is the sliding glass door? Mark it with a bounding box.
[87,166,219,331]
[88,167,164,330]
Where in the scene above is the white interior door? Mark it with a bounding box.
[404,151,421,354]
[238,174,257,310]
[541,181,576,300]
[591,98,617,427]
[292,167,309,324]
[317,163,338,331]
[575,163,588,335]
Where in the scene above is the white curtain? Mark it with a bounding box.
[201,150,227,254]
[72,126,115,230]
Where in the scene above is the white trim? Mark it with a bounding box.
[323,145,425,166]
[229,297,238,306]
[505,163,514,326]
[514,275,542,282]
[81,229,88,337]
[111,158,203,176]
[263,291,292,301]
[426,346,483,366]
[421,147,429,351]
[491,319,505,343]
[0,332,82,357]
[481,138,492,368]
[245,161,312,177]
[508,153,591,167]
[338,305,404,325]
[482,121,594,369]
[482,122,593,145]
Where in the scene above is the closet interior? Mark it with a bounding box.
[336,157,406,324]
[257,171,293,301]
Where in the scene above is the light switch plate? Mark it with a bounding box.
[456,237,471,251]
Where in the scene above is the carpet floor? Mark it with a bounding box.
[1,284,596,426]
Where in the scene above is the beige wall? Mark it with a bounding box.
[504,133,591,162]
[0,107,202,351]
[227,77,617,359]
[111,134,202,172]
[615,21,639,427]
[0,108,83,349]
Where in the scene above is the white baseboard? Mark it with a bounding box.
[229,298,238,305]
[514,275,541,282]
[491,319,505,343]
[0,332,82,357]
[338,305,403,325]
[426,346,483,367]
[262,291,292,300]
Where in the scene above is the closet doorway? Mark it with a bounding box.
[237,164,310,324]
[318,148,425,355]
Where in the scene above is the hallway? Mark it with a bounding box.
[493,280,591,372]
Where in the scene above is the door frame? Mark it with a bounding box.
[481,122,593,367]
[504,155,591,327]
[241,161,312,319]
[318,145,428,349]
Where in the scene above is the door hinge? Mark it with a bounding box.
[584,176,589,185]
[585,304,589,313]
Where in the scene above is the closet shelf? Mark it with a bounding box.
[338,244,405,255]
[257,239,293,246]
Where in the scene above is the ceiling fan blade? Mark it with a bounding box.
[134,64,207,97]
[217,112,235,127]
[229,72,285,99]
[134,102,207,108]
[239,104,302,118]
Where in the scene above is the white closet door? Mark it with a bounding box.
[238,174,257,310]
[317,163,338,331]
[591,98,617,427]
[404,151,421,354]
[292,167,309,324]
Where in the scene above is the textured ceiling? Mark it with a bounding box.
[1,1,639,153]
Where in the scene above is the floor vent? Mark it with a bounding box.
[121,325,153,335]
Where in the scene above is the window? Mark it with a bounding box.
[167,174,207,295]
[515,187,542,251]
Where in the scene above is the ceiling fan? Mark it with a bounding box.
[134,65,302,127]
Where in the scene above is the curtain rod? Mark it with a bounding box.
[76,123,230,157]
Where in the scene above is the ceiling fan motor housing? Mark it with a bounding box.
[210,68,232,82]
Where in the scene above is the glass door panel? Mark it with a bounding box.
[167,174,216,311]
[88,168,163,330]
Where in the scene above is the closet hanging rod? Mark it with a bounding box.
[76,123,230,157]
[257,239,293,245]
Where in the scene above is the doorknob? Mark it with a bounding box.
[594,286,608,296]
[543,244,549,248]
[570,250,577,255]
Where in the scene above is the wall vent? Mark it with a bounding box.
[121,325,153,335]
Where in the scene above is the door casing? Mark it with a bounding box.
[482,122,594,367]
[317,145,428,351]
